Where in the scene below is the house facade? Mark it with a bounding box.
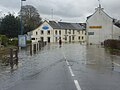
[28,20,86,43]
[86,5,120,45]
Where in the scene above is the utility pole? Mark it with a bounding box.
[20,0,26,35]
[19,0,26,49]
[51,9,53,20]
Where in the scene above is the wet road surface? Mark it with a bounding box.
[6,59,76,90]
[62,44,120,90]
[0,43,120,90]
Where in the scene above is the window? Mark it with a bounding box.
[82,36,84,40]
[47,30,50,35]
[59,30,61,35]
[65,36,67,40]
[41,30,44,34]
[65,29,67,34]
[69,29,71,34]
[78,36,80,40]
[55,30,57,35]
[73,30,75,34]
[36,32,38,35]
[32,38,35,40]
[72,36,74,40]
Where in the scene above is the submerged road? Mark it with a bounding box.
[0,43,120,90]
[7,59,77,90]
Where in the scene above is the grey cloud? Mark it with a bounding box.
[0,0,120,22]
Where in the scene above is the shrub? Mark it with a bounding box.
[0,35,8,47]
[26,40,32,44]
[104,39,120,50]
[8,38,18,46]
[8,38,31,46]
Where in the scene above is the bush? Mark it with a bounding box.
[104,39,120,50]
[26,40,32,44]
[8,38,18,46]
[8,38,31,46]
[0,35,9,47]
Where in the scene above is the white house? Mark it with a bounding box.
[28,20,86,43]
[86,5,120,45]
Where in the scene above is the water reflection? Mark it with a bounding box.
[0,43,63,90]
[85,45,120,73]
[0,43,120,90]
[109,55,114,71]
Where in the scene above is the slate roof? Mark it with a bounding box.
[113,19,120,28]
[48,21,86,30]
[87,15,93,20]
[49,21,61,29]
[114,22,120,28]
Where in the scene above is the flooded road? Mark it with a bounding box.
[62,44,120,90]
[0,43,120,90]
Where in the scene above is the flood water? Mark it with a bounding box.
[0,43,120,90]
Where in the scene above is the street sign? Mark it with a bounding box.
[89,26,102,29]
[18,35,26,47]
[88,32,94,35]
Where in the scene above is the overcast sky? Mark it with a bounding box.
[0,0,120,23]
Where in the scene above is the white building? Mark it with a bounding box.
[28,20,86,43]
[86,5,120,45]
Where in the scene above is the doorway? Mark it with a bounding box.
[69,36,71,42]
[48,37,50,43]
[41,37,44,42]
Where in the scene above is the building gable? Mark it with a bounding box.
[31,20,53,32]
[87,7,113,23]
[38,21,53,31]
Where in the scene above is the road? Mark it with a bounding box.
[0,43,120,90]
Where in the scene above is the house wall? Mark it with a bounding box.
[113,25,120,39]
[87,7,113,45]
[29,21,86,43]
[31,21,54,43]
[52,29,86,43]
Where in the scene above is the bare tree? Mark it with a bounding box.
[19,5,42,33]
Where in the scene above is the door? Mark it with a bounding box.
[41,37,44,42]
[48,37,50,43]
[69,36,71,42]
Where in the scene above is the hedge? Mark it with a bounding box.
[0,35,9,47]
[104,39,120,50]
[8,39,32,46]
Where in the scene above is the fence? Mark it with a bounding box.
[0,41,47,69]
[29,41,47,55]
[0,47,18,69]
